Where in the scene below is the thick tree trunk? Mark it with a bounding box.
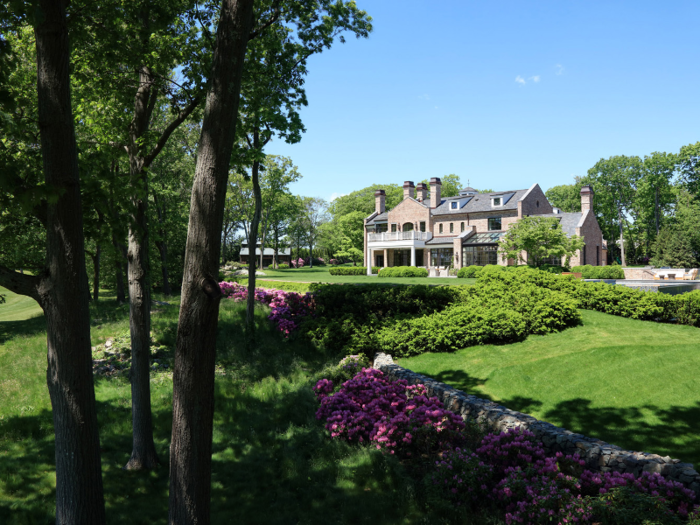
[618,213,626,267]
[124,64,159,471]
[258,208,269,269]
[247,152,262,330]
[37,1,106,521]
[169,1,253,523]
[273,229,279,269]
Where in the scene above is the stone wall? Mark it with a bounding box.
[623,268,656,280]
[372,352,700,496]
[572,210,605,267]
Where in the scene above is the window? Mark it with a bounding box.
[462,245,498,266]
[393,249,411,266]
[430,248,453,267]
[449,223,454,233]
[439,224,443,234]
[536,200,540,208]
[375,223,388,233]
[488,217,502,231]
[450,201,458,210]
[461,222,465,232]
[391,224,397,232]
[403,222,414,232]
[492,197,502,206]
[419,221,426,232]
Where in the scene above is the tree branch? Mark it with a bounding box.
[248,2,282,40]
[0,265,42,303]
[143,97,201,168]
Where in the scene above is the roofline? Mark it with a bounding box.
[518,183,538,202]
[577,209,589,229]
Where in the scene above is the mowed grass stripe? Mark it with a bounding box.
[399,309,700,465]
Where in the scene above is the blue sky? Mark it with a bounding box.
[267,0,700,202]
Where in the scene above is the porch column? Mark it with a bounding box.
[367,249,372,275]
[411,246,416,267]
[384,249,388,267]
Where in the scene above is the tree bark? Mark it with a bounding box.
[169,1,253,523]
[618,212,626,267]
[35,1,106,521]
[655,186,660,236]
[124,64,159,471]
[113,238,127,304]
[92,245,101,302]
[247,149,262,331]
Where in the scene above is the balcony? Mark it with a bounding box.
[368,231,432,242]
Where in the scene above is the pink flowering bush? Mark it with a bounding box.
[476,428,548,475]
[425,448,495,510]
[315,368,465,457]
[219,281,314,336]
[290,257,304,268]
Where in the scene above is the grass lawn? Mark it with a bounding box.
[0,287,42,322]
[399,309,700,466]
[244,265,476,286]
[0,290,427,524]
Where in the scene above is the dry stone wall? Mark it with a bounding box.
[372,352,700,496]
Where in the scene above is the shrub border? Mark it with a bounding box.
[372,352,700,496]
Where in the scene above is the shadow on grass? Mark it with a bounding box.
[433,368,700,466]
[0,315,46,344]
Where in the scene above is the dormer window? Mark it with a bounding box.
[450,201,458,210]
[492,197,502,207]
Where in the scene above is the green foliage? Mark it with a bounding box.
[378,278,580,357]
[590,486,685,525]
[378,266,429,278]
[498,215,585,267]
[277,263,289,269]
[225,277,317,294]
[652,224,698,268]
[678,141,700,196]
[328,266,380,275]
[418,174,463,198]
[670,290,700,327]
[571,265,626,279]
[457,265,484,278]
[545,180,585,212]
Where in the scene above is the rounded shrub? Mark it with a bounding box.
[378,266,429,278]
[457,265,483,278]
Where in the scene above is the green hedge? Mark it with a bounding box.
[377,279,580,357]
[378,266,429,278]
[477,266,700,326]
[328,266,380,276]
[225,277,318,294]
[571,265,625,279]
[277,263,289,270]
[457,265,484,278]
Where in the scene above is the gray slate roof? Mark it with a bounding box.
[537,212,583,236]
[431,189,528,215]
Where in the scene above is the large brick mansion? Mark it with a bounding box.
[363,178,605,273]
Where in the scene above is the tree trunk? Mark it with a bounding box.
[32,1,106,521]
[113,238,127,304]
[169,1,253,523]
[618,213,626,267]
[92,245,101,302]
[273,228,279,269]
[258,206,270,269]
[247,148,262,331]
[124,64,159,471]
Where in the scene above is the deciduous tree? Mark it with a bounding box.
[498,216,584,267]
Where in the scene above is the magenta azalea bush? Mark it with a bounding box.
[315,368,465,457]
[291,257,305,268]
[219,281,314,336]
[314,367,700,524]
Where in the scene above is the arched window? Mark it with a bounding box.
[403,222,414,232]
[439,224,443,234]
[450,223,454,233]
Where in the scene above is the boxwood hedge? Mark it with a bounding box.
[328,266,380,276]
[378,266,429,278]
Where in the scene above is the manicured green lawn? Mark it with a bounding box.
[0,291,425,524]
[399,309,700,466]
[0,287,43,322]
[247,266,475,286]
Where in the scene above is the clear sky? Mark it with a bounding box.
[266,0,700,202]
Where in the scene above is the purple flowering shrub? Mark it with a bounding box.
[313,367,700,523]
[219,281,314,336]
[315,368,465,458]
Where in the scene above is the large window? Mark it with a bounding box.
[488,217,502,231]
[419,221,426,232]
[403,222,414,231]
[391,224,397,232]
[375,223,388,233]
[462,245,498,266]
[393,249,411,266]
[430,248,453,267]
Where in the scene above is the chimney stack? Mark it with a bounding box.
[416,183,428,202]
[375,189,386,214]
[580,185,594,212]
[429,177,442,208]
[403,181,415,200]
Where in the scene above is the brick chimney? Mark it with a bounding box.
[429,177,442,208]
[403,181,415,200]
[580,185,594,212]
[416,183,428,203]
[375,189,386,214]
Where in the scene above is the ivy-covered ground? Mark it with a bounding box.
[400,309,700,466]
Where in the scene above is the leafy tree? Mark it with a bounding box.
[498,216,584,267]
[653,225,697,268]
[545,178,584,212]
[333,210,366,265]
[418,173,463,198]
[328,183,403,217]
[586,155,642,266]
[301,197,329,267]
[678,141,700,196]
[0,1,106,521]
